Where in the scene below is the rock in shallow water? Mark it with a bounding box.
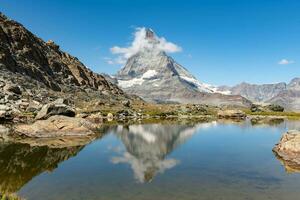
[273,130,300,170]
[15,115,99,138]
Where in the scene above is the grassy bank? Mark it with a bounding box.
[0,194,23,200]
[245,110,300,120]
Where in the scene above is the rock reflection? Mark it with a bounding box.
[111,122,216,183]
[274,152,300,173]
[250,117,285,127]
[0,142,84,193]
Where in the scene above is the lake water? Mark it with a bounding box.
[1,119,300,200]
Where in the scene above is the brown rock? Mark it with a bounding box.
[217,110,246,119]
[273,130,300,170]
[0,12,125,95]
[15,115,99,138]
[5,84,22,95]
[35,100,75,120]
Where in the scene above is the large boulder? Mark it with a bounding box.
[217,110,246,119]
[15,115,99,138]
[35,98,75,120]
[273,130,300,170]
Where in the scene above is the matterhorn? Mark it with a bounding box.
[114,28,250,107]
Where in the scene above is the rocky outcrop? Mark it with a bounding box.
[0,12,132,123]
[273,130,300,170]
[0,13,123,95]
[35,98,75,120]
[14,115,99,138]
[217,110,246,119]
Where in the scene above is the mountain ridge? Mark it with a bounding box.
[217,78,300,111]
[0,12,124,96]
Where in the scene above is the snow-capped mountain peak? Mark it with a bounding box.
[116,28,217,92]
[113,28,246,105]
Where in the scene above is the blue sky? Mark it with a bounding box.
[1,0,300,86]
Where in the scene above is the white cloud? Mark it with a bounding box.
[103,56,126,65]
[278,59,295,65]
[109,27,182,65]
[107,60,114,65]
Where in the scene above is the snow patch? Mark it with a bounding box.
[179,75,232,95]
[215,89,232,95]
[118,78,144,88]
[180,76,214,93]
[118,70,158,88]
[142,70,158,79]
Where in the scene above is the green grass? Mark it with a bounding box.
[0,194,23,200]
[245,110,300,119]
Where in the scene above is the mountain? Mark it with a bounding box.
[266,78,300,111]
[218,82,288,103]
[114,28,251,107]
[0,12,124,98]
[288,78,300,91]
[218,78,300,111]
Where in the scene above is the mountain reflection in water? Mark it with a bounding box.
[110,122,217,183]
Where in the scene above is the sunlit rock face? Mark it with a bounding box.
[0,142,84,193]
[273,130,300,173]
[111,122,216,183]
[0,13,124,95]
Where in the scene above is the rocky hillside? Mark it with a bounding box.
[218,78,300,111]
[113,28,251,107]
[0,13,133,122]
[0,13,123,95]
[268,90,300,111]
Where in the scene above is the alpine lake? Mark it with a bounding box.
[1,118,300,200]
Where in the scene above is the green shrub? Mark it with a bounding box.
[267,104,284,112]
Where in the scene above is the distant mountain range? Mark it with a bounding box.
[217,78,300,111]
[110,28,251,107]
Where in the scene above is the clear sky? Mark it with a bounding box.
[1,0,300,86]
